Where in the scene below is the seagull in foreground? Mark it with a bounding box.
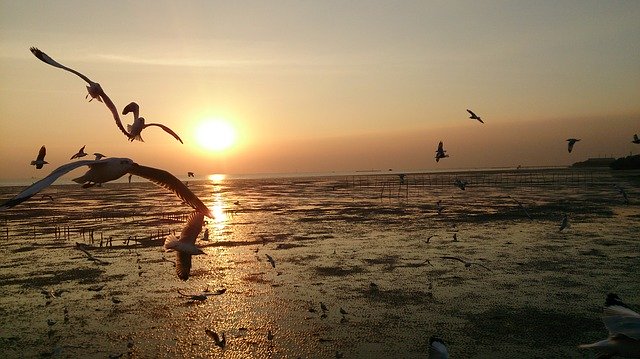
[632,134,640,144]
[122,102,183,144]
[428,336,449,359]
[466,109,484,124]
[70,145,87,160]
[559,213,569,232]
[93,153,106,160]
[31,145,48,169]
[441,256,491,271]
[30,47,131,139]
[164,212,206,280]
[0,157,213,217]
[435,141,449,162]
[566,138,581,153]
[454,178,468,190]
[615,185,630,205]
[579,293,640,358]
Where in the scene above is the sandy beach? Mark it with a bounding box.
[0,168,639,358]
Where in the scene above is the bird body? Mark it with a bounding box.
[632,134,640,144]
[435,141,449,162]
[164,212,205,280]
[567,138,581,153]
[466,109,484,124]
[70,145,87,160]
[31,146,48,169]
[93,153,106,160]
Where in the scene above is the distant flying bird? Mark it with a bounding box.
[122,102,183,144]
[164,212,206,281]
[188,172,195,178]
[30,47,131,139]
[454,178,468,190]
[578,293,640,358]
[615,185,630,205]
[428,336,449,359]
[265,254,276,268]
[31,145,48,169]
[466,109,484,124]
[93,153,106,160]
[566,138,581,153]
[0,157,213,218]
[633,134,640,144]
[559,213,569,232]
[70,145,87,160]
[441,256,491,271]
[435,141,449,162]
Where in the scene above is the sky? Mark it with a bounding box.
[0,0,639,181]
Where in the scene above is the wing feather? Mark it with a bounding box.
[36,146,46,161]
[127,165,212,217]
[145,123,184,144]
[180,212,205,244]
[602,305,640,339]
[30,47,94,85]
[175,251,192,281]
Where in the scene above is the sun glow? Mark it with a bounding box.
[195,119,236,151]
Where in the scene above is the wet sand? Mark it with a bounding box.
[0,168,639,358]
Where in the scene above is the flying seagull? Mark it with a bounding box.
[566,138,580,153]
[93,153,106,160]
[466,109,484,124]
[441,256,491,271]
[122,102,183,144]
[0,157,212,217]
[578,293,640,358]
[435,141,449,162]
[187,172,195,178]
[428,336,449,359]
[70,145,87,160]
[30,47,131,139]
[164,212,206,280]
[31,145,48,169]
[633,134,640,144]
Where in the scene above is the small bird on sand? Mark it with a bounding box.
[559,213,569,232]
[31,145,48,169]
[122,102,183,144]
[428,336,449,358]
[265,254,276,268]
[441,256,491,271]
[578,293,640,358]
[566,138,581,153]
[435,141,449,162]
[454,178,468,190]
[70,145,87,160]
[632,134,640,144]
[466,109,484,124]
[205,330,226,348]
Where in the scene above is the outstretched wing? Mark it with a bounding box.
[144,123,184,144]
[0,160,103,210]
[122,102,140,118]
[30,47,94,85]
[175,251,192,281]
[180,212,205,245]
[602,305,640,340]
[36,145,46,161]
[127,164,212,217]
[466,109,477,118]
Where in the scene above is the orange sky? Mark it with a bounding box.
[1,1,639,181]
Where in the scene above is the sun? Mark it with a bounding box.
[195,119,236,151]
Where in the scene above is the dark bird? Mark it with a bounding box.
[435,141,449,162]
[122,102,183,144]
[187,172,195,177]
[30,47,131,138]
[164,212,206,280]
[632,134,640,144]
[579,293,640,358]
[441,256,491,271]
[70,145,87,160]
[559,213,569,232]
[428,336,449,358]
[566,138,581,153]
[93,153,106,160]
[31,145,48,169]
[454,178,467,190]
[0,158,212,218]
[466,109,484,124]
[205,330,226,348]
[265,254,276,268]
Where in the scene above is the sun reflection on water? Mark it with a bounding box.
[207,174,228,233]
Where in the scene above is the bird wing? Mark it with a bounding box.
[143,123,184,144]
[466,109,477,118]
[35,145,47,162]
[477,118,484,124]
[0,160,103,210]
[180,212,205,244]
[30,47,94,85]
[122,102,140,118]
[175,251,192,281]
[127,164,212,217]
[437,141,444,152]
[602,305,640,340]
[99,93,131,138]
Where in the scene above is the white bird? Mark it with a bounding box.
[441,256,491,271]
[70,145,87,160]
[428,336,449,359]
[0,157,213,217]
[567,138,581,153]
[466,109,484,124]
[122,102,183,144]
[435,141,449,162]
[30,47,131,139]
[30,145,48,169]
[164,212,206,281]
[454,178,468,190]
[559,213,569,232]
[93,153,106,160]
[579,293,640,358]
[632,134,640,144]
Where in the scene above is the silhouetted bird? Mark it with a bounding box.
[466,109,484,124]
[122,102,183,144]
[31,145,48,169]
[566,138,580,153]
[435,141,449,162]
[632,134,640,144]
[70,145,87,160]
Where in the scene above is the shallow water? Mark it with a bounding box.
[0,168,639,358]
